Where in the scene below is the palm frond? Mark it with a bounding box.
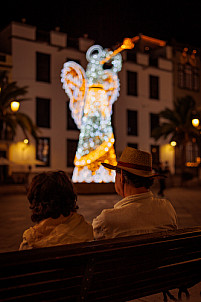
[159,108,180,125]
[2,114,17,136]
[152,96,199,147]
[16,112,39,139]
[0,83,28,108]
[152,123,176,140]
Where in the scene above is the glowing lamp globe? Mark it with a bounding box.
[11,101,20,112]
[24,139,29,144]
[192,118,200,128]
[170,141,177,147]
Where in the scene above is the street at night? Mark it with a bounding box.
[1,183,201,301]
[1,1,201,300]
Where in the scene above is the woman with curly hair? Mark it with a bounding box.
[19,171,93,250]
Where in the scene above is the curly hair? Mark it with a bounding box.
[116,168,154,189]
[27,171,78,223]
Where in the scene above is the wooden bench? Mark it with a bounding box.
[0,227,201,302]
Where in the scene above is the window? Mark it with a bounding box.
[178,64,185,88]
[151,145,160,167]
[0,55,6,62]
[150,75,159,99]
[150,113,160,137]
[127,143,138,149]
[127,71,138,96]
[36,137,50,166]
[67,139,78,167]
[186,141,199,163]
[36,97,50,128]
[185,64,193,89]
[127,110,138,136]
[193,68,200,91]
[67,102,78,130]
[36,52,51,82]
[178,63,199,91]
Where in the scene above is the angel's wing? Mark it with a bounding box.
[102,70,120,114]
[61,61,87,129]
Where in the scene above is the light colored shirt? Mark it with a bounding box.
[92,191,178,240]
[19,212,94,250]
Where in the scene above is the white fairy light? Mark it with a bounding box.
[61,44,123,183]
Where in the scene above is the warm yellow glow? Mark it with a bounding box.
[24,139,29,144]
[9,142,35,164]
[11,101,20,112]
[100,38,134,65]
[73,84,117,180]
[186,162,199,167]
[139,35,166,47]
[121,38,135,50]
[160,144,175,174]
[170,141,177,147]
[74,134,116,168]
[192,118,200,128]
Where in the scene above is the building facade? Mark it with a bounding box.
[0,22,178,179]
[172,42,201,173]
[116,35,174,172]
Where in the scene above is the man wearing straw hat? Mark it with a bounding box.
[92,147,178,240]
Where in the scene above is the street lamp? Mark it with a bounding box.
[192,118,200,128]
[170,141,177,147]
[10,101,20,112]
[24,138,29,144]
[192,118,201,175]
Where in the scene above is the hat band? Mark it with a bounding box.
[118,161,152,172]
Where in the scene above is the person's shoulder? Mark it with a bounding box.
[92,207,116,227]
[152,195,171,205]
[71,212,92,226]
[154,195,176,212]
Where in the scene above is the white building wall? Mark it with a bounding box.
[1,22,174,175]
[115,52,173,161]
[9,22,89,174]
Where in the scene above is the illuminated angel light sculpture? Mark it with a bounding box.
[61,38,134,183]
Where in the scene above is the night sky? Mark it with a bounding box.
[1,0,201,48]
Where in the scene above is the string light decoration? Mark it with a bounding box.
[61,39,134,183]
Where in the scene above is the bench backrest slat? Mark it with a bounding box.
[0,227,201,301]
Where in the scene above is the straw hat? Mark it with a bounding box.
[102,147,161,178]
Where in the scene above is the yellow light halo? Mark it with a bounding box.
[77,147,117,174]
[192,118,200,128]
[84,85,109,118]
[74,134,115,167]
[11,101,20,112]
[170,141,177,147]
[100,38,134,65]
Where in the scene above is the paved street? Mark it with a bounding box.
[1,183,201,253]
[0,183,201,301]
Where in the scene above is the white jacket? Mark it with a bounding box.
[19,213,94,250]
[92,191,178,240]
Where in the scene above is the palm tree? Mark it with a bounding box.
[152,96,201,178]
[0,71,39,140]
